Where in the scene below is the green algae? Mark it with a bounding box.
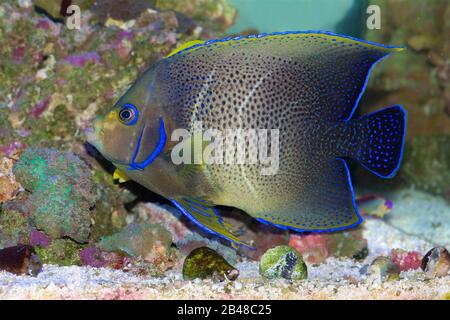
[259,245,307,281]
[35,239,83,266]
[13,147,97,242]
[0,207,30,249]
[182,247,238,281]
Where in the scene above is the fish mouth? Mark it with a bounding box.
[127,117,167,171]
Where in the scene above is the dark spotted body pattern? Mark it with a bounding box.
[145,32,405,232]
[91,31,406,243]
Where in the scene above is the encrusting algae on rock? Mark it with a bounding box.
[259,246,307,281]
[182,247,238,281]
[13,147,97,243]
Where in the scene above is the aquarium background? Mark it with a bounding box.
[228,0,367,37]
[0,0,449,299]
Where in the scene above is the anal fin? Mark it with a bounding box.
[171,197,253,248]
[254,158,362,232]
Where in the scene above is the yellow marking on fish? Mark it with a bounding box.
[113,168,129,183]
[178,33,404,56]
[166,40,205,58]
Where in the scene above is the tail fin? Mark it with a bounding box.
[339,105,407,178]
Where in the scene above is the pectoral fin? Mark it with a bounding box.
[171,197,253,248]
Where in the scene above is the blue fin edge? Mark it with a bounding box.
[255,159,363,233]
[170,199,255,249]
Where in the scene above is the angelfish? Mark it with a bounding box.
[87,31,406,247]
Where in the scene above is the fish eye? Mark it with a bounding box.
[118,103,138,125]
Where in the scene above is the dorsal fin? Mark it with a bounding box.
[166,40,205,58]
[168,31,404,121]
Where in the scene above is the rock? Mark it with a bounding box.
[236,222,290,261]
[177,233,238,266]
[421,247,450,278]
[0,207,30,249]
[0,244,42,276]
[182,247,238,281]
[98,222,177,273]
[79,247,125,268]
[259,245,307,281]
[288,227,368,264]
[327,227,368,261]
[134,202,193,244]
[155,0,237,32]
[384,189,450,248]
[390,249,422,271]
[369,256,400,282]
[29,229,51,247]
[13,147,98,242]
[402,135,450,198]
[33,0,95,20]
[356,195,393,219]
[289,234,329,264]
[35,239,82,266]
[0,157,21,204]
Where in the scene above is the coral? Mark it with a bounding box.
[35,239,82,266]
[259,245,307,281]
[13,147,97,242]
[0,244,42,276]
[390,249,421,271]
[98,222,177,272]
[421,247,450,278]
[182,247,238,281]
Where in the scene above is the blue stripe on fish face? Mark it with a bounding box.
[128,117,166,171]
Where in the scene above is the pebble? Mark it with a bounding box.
[182,247,239,281]
[368,256,400,281]
[259,245,307,281]
[421,247,450,278]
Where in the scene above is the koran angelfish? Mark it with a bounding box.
[87,31,406,247]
